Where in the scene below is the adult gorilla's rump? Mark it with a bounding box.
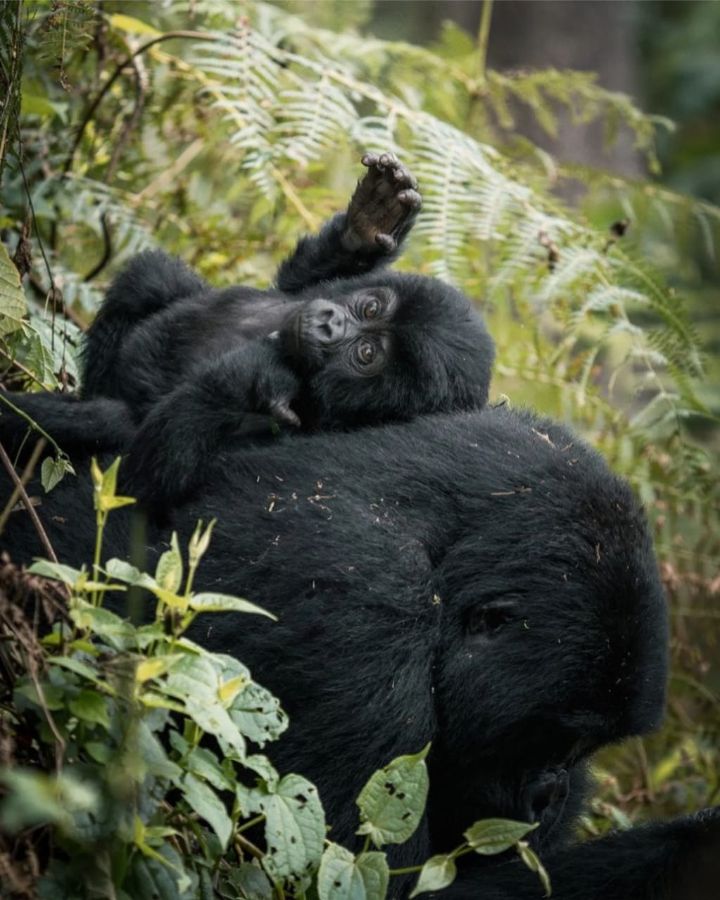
[3,407,717,898]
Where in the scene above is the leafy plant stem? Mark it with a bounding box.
[235,813,265,835]
[476,0,494,85]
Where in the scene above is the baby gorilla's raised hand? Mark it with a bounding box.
[343,151,422,254]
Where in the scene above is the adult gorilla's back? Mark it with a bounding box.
[4,406,695,898]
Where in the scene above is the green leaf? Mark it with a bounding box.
[40,455,74,493]
[49,656,108,689]
[69,690,110,729]
[0,241,26,336]
[318,844,389,900]
[156,532,183,594]
[136,656,182,684]
[14,679,64,711]
[0,769,97,833]
[223,862,273,900]
[69,600,136,648]
[226,680,288,747]
[187,746,234,792]
[29,559,83,586]
[463,818,538,855]
[109,13,162,36]
[189,592,276,619]
[85,741,112,764]
[409,854,457,898]
[181,773,232,848]
[91,457,136,512]
[125,842,195,899]
[105,558,158,590]
[356,744,430,847]
[258,774,325,881]
[517,841,552,897]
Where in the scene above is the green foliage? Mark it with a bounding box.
[0,461,545,897]
[0,0,717,875]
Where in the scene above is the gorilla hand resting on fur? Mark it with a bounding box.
[4,405,717,898]
[1,153,494,511]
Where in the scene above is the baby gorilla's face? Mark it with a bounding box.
[279,286,398,378]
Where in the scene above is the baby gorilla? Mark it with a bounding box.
[1,154,494,512]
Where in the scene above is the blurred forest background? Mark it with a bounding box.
[0,0,718,868]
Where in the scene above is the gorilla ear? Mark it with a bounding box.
[465,598,518,638]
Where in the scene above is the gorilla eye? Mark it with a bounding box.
[357,341,376,365]
[466,600,517,637]
[363,298,381,320]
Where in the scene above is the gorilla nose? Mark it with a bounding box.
[310,300,346,345]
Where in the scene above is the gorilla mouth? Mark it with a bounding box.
[283,306,324,373]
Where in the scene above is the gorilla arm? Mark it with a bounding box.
[275,152,421,293]
[120,341,299,513]
[0,392,133,466]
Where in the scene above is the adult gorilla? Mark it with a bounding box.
[1,406,718,898]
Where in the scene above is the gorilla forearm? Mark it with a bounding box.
[276,153,421,293]
[121,344,299,511]
[0,392,132,465]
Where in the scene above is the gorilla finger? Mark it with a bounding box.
[271,402,301,428]
[375,233,397,252]
[392,165,419,190]
[378,152,398,169]
[361,153,379,168]
[398,188,422,209]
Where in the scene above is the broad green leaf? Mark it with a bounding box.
[256,774,325,880]
[136,656,181,683]
[517,841,552,897]
[0,770,97,833]
[40,455,74,493]
[185,697,246,758]
[186,746,234,792]
[85,741,112,764]
[189,592,276,619]
[29,559,83,586]
[356,745,430,847]
[69,690,110,729]
[227,681,288,747]
[14,679,64,711]
[109,13,161,36]
[105,558,158,590]
[224,862,273,900]
[181,773,232,848]
[463,818,538,855]
[211,655,287,745]
[21,93,66,120]
[140,692,186,713]
[150,586,189,611]
[69,600,135,648]
[49,656,109,690]
[218,675,248,705]
[0,241,26,336]
[137,722,182,780]
[156,532,183,593]
[243,754,279,788]
[318,844,389,900]
[125,842,195,899]
[409,855,457,898]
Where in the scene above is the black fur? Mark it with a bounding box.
[1,155,494,513]
[4,406,713,898]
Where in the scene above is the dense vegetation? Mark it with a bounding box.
[0,1,718,896]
